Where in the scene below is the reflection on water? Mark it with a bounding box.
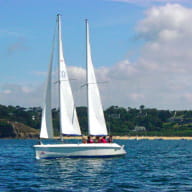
[37,158,113,191]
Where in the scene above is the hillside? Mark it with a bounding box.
[1,104,192,137]
[0,119,39,138]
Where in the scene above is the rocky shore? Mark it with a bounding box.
[0,120,39,138]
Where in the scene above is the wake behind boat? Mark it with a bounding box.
[34,14,126,160]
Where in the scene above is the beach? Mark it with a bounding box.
[114,136,192,140]
[60,136,192,140]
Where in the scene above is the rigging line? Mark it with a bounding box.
[81,81,108,88]
[49,21,59,111]
[54,79,77,84]
[50,20,57,80]
[42,19,57,109]
[48,16,58,69]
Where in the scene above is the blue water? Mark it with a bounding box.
[1,139,192,192]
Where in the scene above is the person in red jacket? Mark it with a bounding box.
[100,136,107,143]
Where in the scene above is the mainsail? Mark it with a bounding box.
[86,20,108,136]
[57,14,81,136]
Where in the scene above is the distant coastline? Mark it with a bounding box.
[1,136,192,140]
[2,105,192,138]
[114,136,192,140]
[58,136,192,140]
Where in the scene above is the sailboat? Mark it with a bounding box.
[34,14,126,159]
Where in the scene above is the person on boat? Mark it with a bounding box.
[38,140,42,145]
[107,135,113,143]
[87,136,94,143]
[82,136,87,144]
[100,136,107,143]
[95,136,100,143]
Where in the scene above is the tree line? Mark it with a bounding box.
[1,104,192,136]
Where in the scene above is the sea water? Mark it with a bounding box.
[0,139,192,192]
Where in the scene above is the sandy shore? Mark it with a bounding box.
[113,136,192,140]
[60,136,192,140]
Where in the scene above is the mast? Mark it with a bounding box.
[57,14,63,140]
[85,19,90,135]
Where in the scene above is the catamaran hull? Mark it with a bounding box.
[34,143,126,159]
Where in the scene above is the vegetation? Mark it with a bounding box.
[1,104,192,136]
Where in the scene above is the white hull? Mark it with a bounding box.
[34,143,126,159]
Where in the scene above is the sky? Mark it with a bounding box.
[1,0,192,110]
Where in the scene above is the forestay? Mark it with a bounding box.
[40,39,54,139]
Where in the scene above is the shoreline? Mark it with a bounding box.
[114,136,192,140]
[1,136,192,140]
[59,136,192,140]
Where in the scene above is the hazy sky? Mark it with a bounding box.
[1,0,192,110]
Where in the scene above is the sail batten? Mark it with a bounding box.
[86,20,108,136]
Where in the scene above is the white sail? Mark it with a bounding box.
[57,14,81,136]
[40,45,54,138]
[86,20,108,136]
[34,16,127,160]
